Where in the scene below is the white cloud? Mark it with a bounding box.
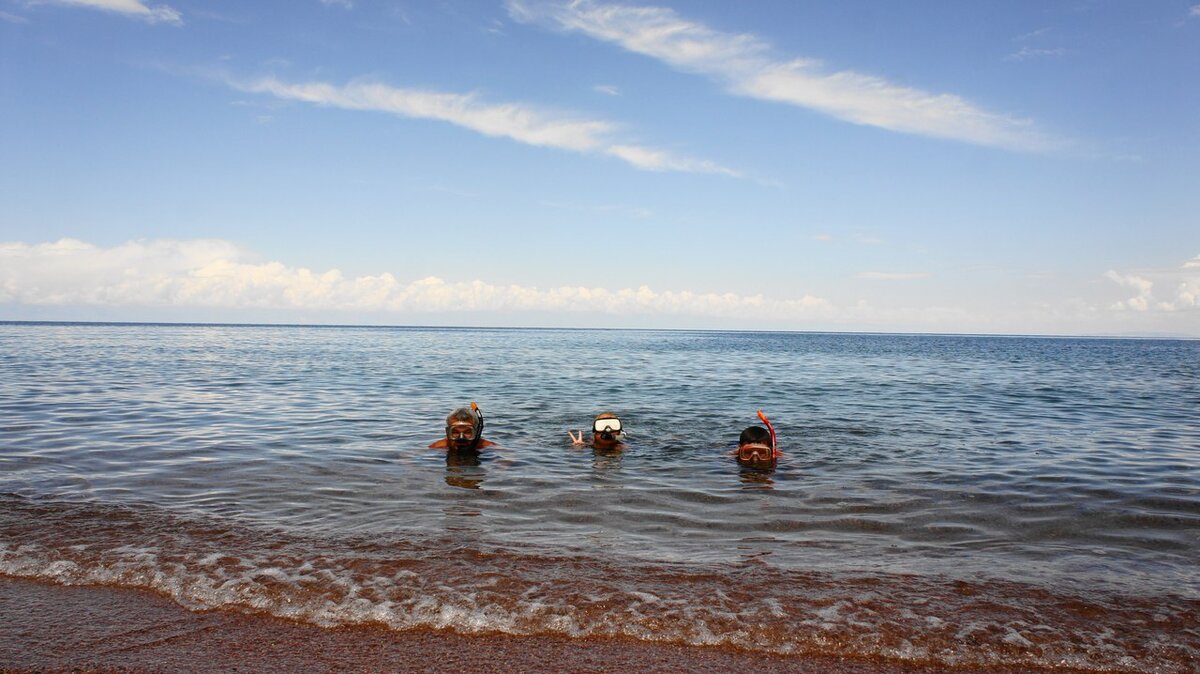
[35,0,181,25]
[1104,270,1154,311]
[593,84,621,96]
[856,272,931,281]
[507,0,1062,152]
[233,76,734,175]
[1191,5,1200,18]
[0,239,828,319]
[319,0,352,8]
[1105,257,1200,312]
[606,144,737,175]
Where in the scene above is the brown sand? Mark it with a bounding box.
[0,577,1099,674]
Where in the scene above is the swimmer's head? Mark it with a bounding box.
[737,425,775,467]
[592,412,623,450]
[445,404,484,452]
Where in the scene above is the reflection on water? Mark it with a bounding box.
[591,447,624,473]
[738,465,775,490]
[444,450,486,490]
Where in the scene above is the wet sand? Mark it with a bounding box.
[0,577,1106,674]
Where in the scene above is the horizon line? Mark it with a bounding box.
[1,319,1195,342]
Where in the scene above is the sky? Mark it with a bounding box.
[1,0,1198,336]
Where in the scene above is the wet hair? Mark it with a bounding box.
[739,425,772,448]
[446,407,481,427]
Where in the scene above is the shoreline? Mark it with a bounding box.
[0,576,1104,674]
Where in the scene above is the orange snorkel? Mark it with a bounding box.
[757,409,778,456]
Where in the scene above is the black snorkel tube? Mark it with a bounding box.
[470,401,484,444]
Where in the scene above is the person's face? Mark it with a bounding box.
[448,422,477,450]
[592,416,622,448]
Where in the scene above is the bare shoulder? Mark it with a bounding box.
[429,439,448,449]
[478,439,498,448]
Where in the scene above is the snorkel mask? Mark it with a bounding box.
[445,402,485,451]
[738,442,775,464]
[593,414,623,444]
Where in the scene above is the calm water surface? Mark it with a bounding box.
[1,323,1197,671]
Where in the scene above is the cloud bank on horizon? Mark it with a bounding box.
[2,240,1197,335]
[0,239,828,319]
[1105,264,1200,314]
[507,0,1064,153]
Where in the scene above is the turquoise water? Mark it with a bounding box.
[1,323,1197,670]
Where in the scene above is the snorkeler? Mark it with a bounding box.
[735,410,783,468]
[568,412,625,451]
[429,402,496,452]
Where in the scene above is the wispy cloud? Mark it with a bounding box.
[1004,46,1067,62]
[33,0,182,25]
[231,75,736,175]
[507,0,1063,153]
[536,198,651,219]
[1015,28,1051,42]
[319,0,352,8]
[593,84,621,96]
[605,143,732,173]
[856,272,931,281]
[0,9,29,22]
[1191,5,1200,18]
[0,239,828,318]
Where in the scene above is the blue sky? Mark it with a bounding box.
[1,0,1198,335]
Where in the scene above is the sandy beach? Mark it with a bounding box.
[1,576,1112,674]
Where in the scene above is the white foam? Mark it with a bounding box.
[0,539,1191,673]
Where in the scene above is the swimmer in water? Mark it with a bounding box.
[429,403,496,452]
[568,412,625,451]
[735,410,782,469]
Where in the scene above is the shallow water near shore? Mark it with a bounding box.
[1,323,1198,671]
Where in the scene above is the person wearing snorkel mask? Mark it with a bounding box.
[734,410,782,469]
[568,412,625,451]
[429,403,496,452]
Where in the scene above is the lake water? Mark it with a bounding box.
[1,323,1197,671]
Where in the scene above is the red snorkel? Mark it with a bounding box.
[757,409,779,456]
